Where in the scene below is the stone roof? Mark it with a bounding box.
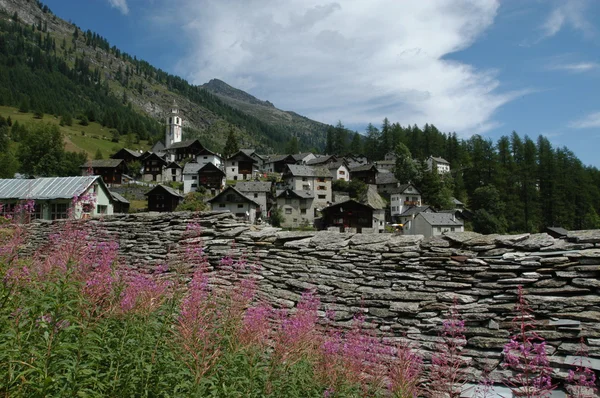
[292,152,314,161]
[145,184,184,198]
[430,156,449,164]
[111,148,141,159]
[400,205,431,217]
[391,184,421,195]
[167,140,202,150]
[276,189,314,199]
[110,191,130,204]
[207,186,260,206]
[358,185,386,210]
[375,172,398,185]
[285,165,332,178]
[182,162,202,175]
[419,212,463,226]
[327,160,347,170]
[235,181,272,193]
[81,159,124,169]
[306,155,336,165]
[350,164,378,172]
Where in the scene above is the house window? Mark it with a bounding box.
[293,218,298,223]
[339,170,345,175]
[317,177,325,182]
[302,177,308,181]
[318,195,326,199]
[317,185,326,190]
[285,199,291,205]
[32,204,43,220]
[451,227,455,232]
[191,183,197,188]
[234,176,238,180]
[192,176,197,180]
[254,193,258,198]
[219,203,226,208]
[97,205,107,214]
[172,169,177,175]
[437,227,442,232]
[204,156,208,159]
[237,204,244,208]
[301,209,306,214]
[172,176,177,182]
[50,203,69,220]
[232,162,236,166]
[231,168,235,172]
[285,208,292,214]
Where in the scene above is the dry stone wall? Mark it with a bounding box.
[23,212,600,386]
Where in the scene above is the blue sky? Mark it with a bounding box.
[43,0,600,167]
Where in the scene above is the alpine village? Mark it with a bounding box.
[0,1,600,397]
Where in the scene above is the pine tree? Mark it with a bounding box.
[223,127,239,159]
[349,132,362,155]
[94,148,104,160]
[285,136,299,154]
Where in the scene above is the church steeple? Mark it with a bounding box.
[165,100,182,151]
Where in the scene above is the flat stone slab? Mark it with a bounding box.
[564,356,600,371]
[443,231,481,244]
[567,229,600,243]
[275,231,317,241]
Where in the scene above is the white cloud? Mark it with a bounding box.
[569,111,600,128]
[155,0,521,135]
[540,0,594,39]
[107,0,129,15]
[548,62,599,72]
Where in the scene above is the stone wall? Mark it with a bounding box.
[23,212,600,387]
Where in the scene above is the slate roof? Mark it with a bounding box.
[110,191,130,204]
[327,160,347,170]
[391,184,421,195]
[452,197,464,206]
[266,154,295,163]
[235,181,272,193]
[350,164,378,172]
[306,155,336,165]
[167,140,202,150]
[111,148,141,159]
[292,152,314,162]
[419,212,463,226]
[0,176,104,200]
[198,162,226,175]
[358,185,386,210]
[399,205,432,217]
[151,141,165,152]
[81,159,124,168]
[285,165,332,178]
[430,156,449,164]
[207,186,260,206]
[375,172,398,185]
[276,189,314,199]
[182,162,202,175]
[144,184,184,198]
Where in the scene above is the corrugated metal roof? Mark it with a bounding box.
[0,176,101,200]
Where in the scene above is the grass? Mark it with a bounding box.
[0,106,151,159]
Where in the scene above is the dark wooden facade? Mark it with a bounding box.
[145,185,183,212]
[268,155,297,173]
[168,140,204,162]
[81,159,127,186]
[350,165,378,185]
[142,153,168,182]
[198,162,225,190]
[111,148,142,165]
[321,200,374,233]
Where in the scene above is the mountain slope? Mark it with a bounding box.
[0,0,327,154]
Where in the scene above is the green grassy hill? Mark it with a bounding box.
[0,106,150,159]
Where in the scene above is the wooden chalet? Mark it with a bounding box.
[320,199,377,233]
[265,154,297,173]
[166,139,204,162]
[110,191,130,213]
[141,152,168,182]
[81,159,127,186]
[198,162,226,193]
[145,184,183,212]
[110,148,142,165]
[350,164,378,185]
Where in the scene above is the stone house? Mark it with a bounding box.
[141,152,168,182]
[292,152,316,165]
[0,176,114,220]
[241,149,266,171]
[195,147,223,169]
[207,186,260,223]
[397,205,434,234]
[235,181,272,219]
[182,162,225,195]
[281,165,332,210]
[426,156,451,174]
[390,184,422,218]
[145,184,183,212]
[413,212,464,237]
[275,188,315,228]
[162,162,182,183]
[165,139,204,163]
[327,160,350,182]
[225,151,258,181]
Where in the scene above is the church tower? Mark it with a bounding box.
[165,100,182,149]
